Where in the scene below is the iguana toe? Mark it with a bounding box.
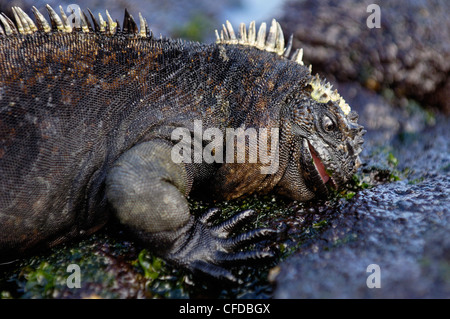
[165,209,276,283]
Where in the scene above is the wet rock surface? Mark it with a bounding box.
[273,84,450,299]
[274,127,450,297]
[272,0,450,298]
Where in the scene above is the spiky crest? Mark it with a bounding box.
[215,19,351,115]
[0,4,351,115]
[0,4,148,37]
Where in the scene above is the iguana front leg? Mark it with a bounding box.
[105,139,275,282]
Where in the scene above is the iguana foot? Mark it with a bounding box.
[165,208,277,283]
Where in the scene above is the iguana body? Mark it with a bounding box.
[0,5,364,281]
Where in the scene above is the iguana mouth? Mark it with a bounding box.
[307,141,337,189]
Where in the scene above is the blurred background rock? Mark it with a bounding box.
[279,0,450,121]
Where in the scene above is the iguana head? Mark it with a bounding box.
[276,79,365,201]
[217,19,365,201]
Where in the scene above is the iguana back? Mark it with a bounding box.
[1,29,200,243]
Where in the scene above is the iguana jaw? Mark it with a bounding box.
[306,140,337,190]
[308,141,329,184]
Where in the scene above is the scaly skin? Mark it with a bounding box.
[0,5,364,282]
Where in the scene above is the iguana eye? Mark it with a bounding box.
[322,115,335,132]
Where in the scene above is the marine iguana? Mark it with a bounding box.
[0,4,365,282]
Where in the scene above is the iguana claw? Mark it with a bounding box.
[166,208,277,283]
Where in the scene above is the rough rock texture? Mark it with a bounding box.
[273,109,450,298]
[279,0,450,114]
[274,2,450,297]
